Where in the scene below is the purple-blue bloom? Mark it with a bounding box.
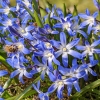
[54,32,82,67]
[10,63,32,84]
[0,70,8,77]
[76,40,100,62]
[39,24,59,35]
[58,59,87,95]
[78,9,98,34]
[31,56,51,80]
[48,70,79,97]
[93,0,100,10]
[33,81,49,100]
[53,14,74,36]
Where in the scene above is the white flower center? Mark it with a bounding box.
[86,46,92,52]
[58,81,64,85]
[47,29,52,33]
[4,8,10,13]
[45,42,52,48]
[7,20,12,26]
[88,17,94,24]
[16,42,24,51]
[94,24,100,30]
[62,47,67,52]
[21,29,25,33]
[46,53,52,57]
[63,22,70,29]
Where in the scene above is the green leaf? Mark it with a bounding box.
[45,0,52,9]
[45,13,51,25]
[1,78,12,98]
[1,91,11,99]
[0,49,7,58]
[0,55,13,72]
[73,5,78,16]
[5,96,16,100]
[10,11,17,18]
[40,7,47,17]
[24,6,43,27]
[32,0,40,14]
[91,89,100,95]
[0,55,19,84]
[15,76,40,100]
[63,3,67,17]
[5,90,36,100]
[71,79,100,99]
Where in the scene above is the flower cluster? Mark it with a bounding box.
[0,0,100,99]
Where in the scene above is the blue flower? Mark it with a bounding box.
[0,70,8,77]
[78,9,98,34]
[10,63,32,84]
[33,81,49,100]
[34,42,60,71]
[0,1,15,15]
[58,59,87,95]
[31,56,51,80]
[0,16,17,34]
[71,16,87,38]
[93,0,100,10]
[76,40,100,62]
[58,59,87,79]
[39,24,59,35]
[47,70,78,97]
[54,32,82,67]
[13,24,34,40]
[53,14,74,36]
[92,23,100,34]
[83,60,98,81]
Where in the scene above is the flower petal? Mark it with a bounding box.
[48,83,57,93]
[68,50,82,59]
[10,69,20,78]
[24,70,32,78]
[60,32,66,46]
[62,53,68,67]
[73,81,80,92]
[88,68,97,76]
[66,38,80,49]
[91,39,100,47]
[0,70,8,77]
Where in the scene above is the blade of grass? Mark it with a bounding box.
[71,79,100,99]
[15,76,40,100]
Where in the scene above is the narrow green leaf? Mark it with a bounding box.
[73,5,78,16]
[91,89,100,95]
[40,7,47,17]
[0,50,7,58]
[10,11,17,18]
[5,96,16,100]
[0,55,19,83]
[1,91,11,99]
[15,76,40,100]
[45,0,52,9]
[32,0,40,14]
[45,13,51,25]
[0,55,13,72]
[5,90,36,100]
[63,3,67,17]
[1,78,12,97]
[71,79,100,99]
[24,6,43,27]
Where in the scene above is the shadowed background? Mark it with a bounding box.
[10,0,97,13]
